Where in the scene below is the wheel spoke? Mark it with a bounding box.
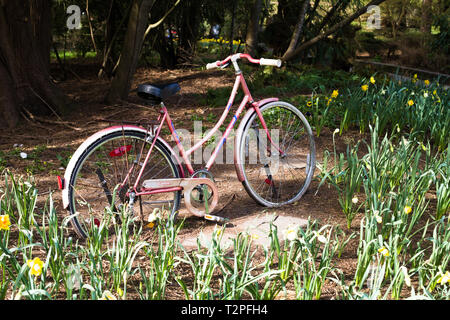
[241,103,315,206]
[68,131,181,238]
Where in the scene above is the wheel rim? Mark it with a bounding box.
[240,103,315,206]
[68,132,180,238]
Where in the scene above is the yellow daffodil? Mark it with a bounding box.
[424,79,430,86]
[0,215,11,231]
[404,206,412,214]
[99,290,117,300]
[376,215,382,224]
[251,233,260,240]
[283,225,297,241]
[331,90,339,99]
[378,247,390,257]
[437,271,450,285]
[361,84,369,92]
[306,101,312,107]
[407,100,414,106]
[370,76,376,84]
[27,257,44,277]
[433,89,437,95]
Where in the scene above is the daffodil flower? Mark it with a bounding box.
[437,271,450,285]
[0,215,11,231]
[283,225,298,241]
[27,257,44,277]
[315,232,327,244]
[378,247,390,257]
[99,290,117,300]
[424,79,430,86]
[361,84,369,92]
[373,210,382,224]
[407,100,414,106]
[331,90,339,99]
[251,233,260,240]
[401,266,411,287]
[352,197,358,204]
[404,206,412,214]
[147,208,162,223]
[370,76,376,84]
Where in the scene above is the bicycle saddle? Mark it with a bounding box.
[137,82,180,104]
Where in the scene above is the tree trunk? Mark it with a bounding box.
[105,0,155,104]
[281,0,388,62]
[420,0,432,34]
[0,0,68,128]
[282,0,309,60]
[245,0,262,57]
[229,0,237,55]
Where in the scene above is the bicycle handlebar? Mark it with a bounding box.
[206,53,282,70]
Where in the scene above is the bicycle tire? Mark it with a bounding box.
[238,101,315,207]
[66,129,182,238]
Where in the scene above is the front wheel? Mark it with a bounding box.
[238,101,315,207]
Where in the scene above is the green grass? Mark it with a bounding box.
[50,51,97,61]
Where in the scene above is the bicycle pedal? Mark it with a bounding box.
[204,214,229,224]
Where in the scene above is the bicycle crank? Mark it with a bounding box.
[141,177,219,218]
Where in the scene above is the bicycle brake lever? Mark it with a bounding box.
[220,62,230,69]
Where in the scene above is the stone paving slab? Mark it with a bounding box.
[179,213,309,250]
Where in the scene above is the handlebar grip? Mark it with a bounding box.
[259,58,282,67]
[206,61,220,69]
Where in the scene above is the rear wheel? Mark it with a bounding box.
[67,129,181,238]
[239,101,315,207]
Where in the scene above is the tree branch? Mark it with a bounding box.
[143,0,181,40]
[282,0,387,62]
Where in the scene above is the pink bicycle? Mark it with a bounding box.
[60,53,316,238]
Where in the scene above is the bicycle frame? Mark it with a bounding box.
[124,56,283,198]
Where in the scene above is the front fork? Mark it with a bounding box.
[250,123,279,199]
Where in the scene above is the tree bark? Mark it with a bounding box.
[229,0,237,55]
[0,0,68,128]
[245,0,262,57]
[420,0,432,34]
[282,0,309,60]
[105,0,155,104]
[281,0,388,62]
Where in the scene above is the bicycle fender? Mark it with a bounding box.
[234,98,278,182]
[61,125,185,209]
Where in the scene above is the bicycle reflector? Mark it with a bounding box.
[109,145,132,157]
[57,176,64,190]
